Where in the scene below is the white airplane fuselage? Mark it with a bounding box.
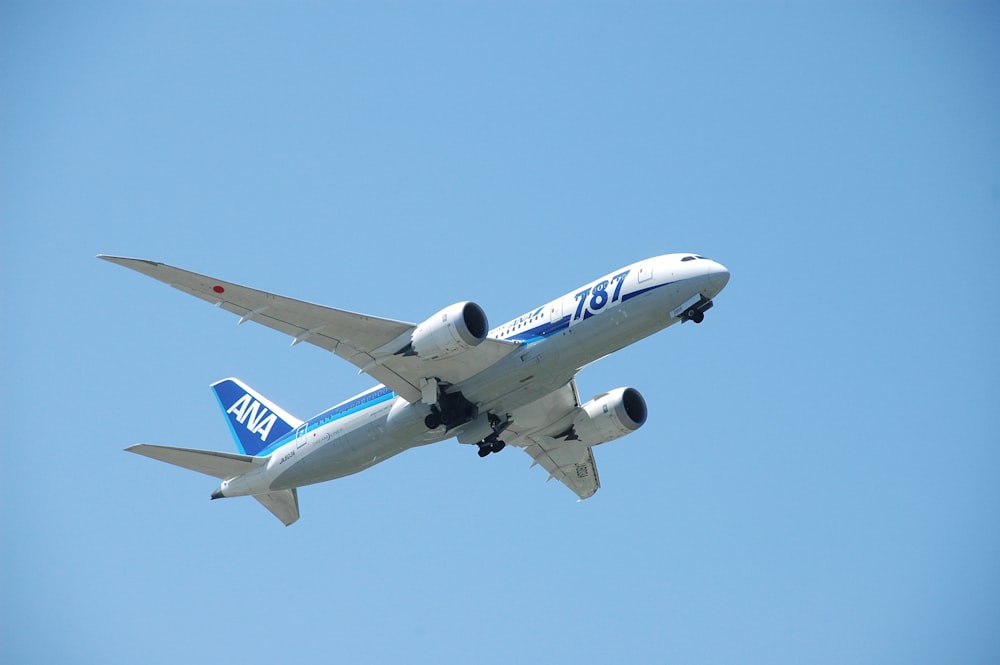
[215,253,729,499]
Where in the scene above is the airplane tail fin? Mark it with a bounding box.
[210,378,303,456]
[126,379,304,525]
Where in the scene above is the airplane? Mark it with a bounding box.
[100,253,730,525]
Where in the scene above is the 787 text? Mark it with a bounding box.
[572,270,630,321]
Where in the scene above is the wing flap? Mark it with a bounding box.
[523,437,601,500]
[99,256,518,403]
[504,380,601,500]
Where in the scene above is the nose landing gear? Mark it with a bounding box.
[681,297,714,324]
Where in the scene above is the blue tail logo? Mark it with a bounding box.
[211,378,302,456]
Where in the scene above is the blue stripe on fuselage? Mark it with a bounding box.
[621,280,674,303]
[254,386,396,457]
[507,279,677,344]
[253,278,679,456]
[508,315,571,343]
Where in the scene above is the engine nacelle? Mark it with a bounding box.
[410,302,489,360]
[571,387,648,446]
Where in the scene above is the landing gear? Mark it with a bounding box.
[477,439,506,457]
[682,297,713,324]
[423,387,477,432]
[476,413,509,457]
[423,385,511,457]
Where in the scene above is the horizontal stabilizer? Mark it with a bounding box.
[126,444,265,479]
[254,489,300,526]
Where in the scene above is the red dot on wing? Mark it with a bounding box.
[213,285,225,294]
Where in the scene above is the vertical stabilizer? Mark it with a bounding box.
[211,378,303,455]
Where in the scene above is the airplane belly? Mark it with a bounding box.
[269,409,443,490]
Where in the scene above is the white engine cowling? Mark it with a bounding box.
[571,387,648,446]
[410,301,489,360]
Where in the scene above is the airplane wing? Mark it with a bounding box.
[504,380,601,500]
[519,435,601,500]
[100,256,518,402]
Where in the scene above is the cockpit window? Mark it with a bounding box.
[681,256,696,262]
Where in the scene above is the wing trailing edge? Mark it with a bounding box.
[98,255,520,404]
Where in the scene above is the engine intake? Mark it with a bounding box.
[570,387,648,446]
[409,302,489,360]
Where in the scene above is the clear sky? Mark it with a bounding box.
[2,2,998,663]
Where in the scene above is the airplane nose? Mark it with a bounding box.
[709,262,730,290]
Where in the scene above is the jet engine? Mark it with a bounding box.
[569,387,648,446]
[409,302,489,360]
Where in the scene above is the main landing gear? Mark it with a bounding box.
[421,384,510,458]
[477,413,510,458]
[424,409,444,429]
[478,440,506,457]
[423,387,477,431]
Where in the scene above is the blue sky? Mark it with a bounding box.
[2,2,998,663]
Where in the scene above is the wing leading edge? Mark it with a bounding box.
[99,256,518,402]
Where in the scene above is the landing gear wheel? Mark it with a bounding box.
[477,446,491,458]
[490,440,506,454]
[424,411,442,429]
[690,310,705,324]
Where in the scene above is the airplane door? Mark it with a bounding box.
[638,262,654,283]
[296,424,308,448]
